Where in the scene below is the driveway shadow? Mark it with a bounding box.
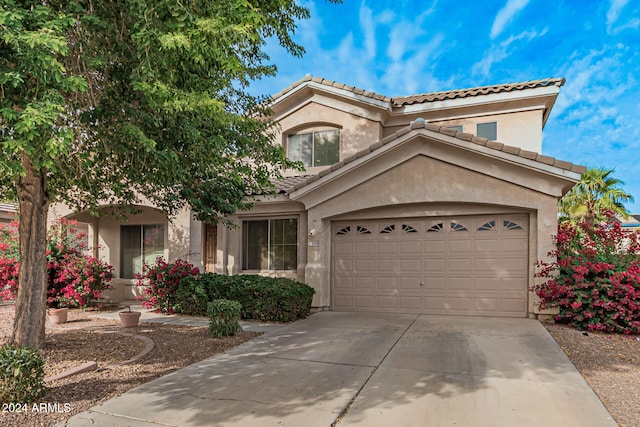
[69,312,616,427]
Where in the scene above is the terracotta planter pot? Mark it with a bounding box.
[48,307,69,325]
[119,311,141,328]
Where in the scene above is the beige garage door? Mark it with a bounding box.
[332,215,529,317]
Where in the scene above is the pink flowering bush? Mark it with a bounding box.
[533,213,640,334]
[136,258,200,314]
[0,218,113,308]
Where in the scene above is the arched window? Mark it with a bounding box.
[288,128,340,167]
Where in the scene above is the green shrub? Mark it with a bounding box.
[208,299,242,338]
[0,345,47,404]
[174,275,209,316]
[175,274,315,322]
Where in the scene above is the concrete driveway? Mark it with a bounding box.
[61,312,617,427]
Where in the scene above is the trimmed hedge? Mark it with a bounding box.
[175,273,315,322]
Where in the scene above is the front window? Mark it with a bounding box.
[120,224,164,279]
[288,129,340,167]
[243,218,298,270]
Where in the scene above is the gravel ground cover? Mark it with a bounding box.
[0,306,260,427]
[0,305,638,427]
[543,322,640,427]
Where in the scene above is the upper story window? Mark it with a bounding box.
[477,122,497,140]
[447,125,463,132]
[288,129,340,167]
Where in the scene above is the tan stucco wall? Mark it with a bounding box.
[275,102,382,176]
[384,110,544,153]
[292,146,562,314]
[49,202,201,302]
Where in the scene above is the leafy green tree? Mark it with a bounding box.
[0,0,337,349]
[559,167,634,226]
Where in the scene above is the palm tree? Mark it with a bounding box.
[559,167,634,225]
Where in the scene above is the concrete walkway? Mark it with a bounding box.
[90,303,284,334]
[59,312,618,427]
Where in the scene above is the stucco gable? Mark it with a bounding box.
[288,119,582,207]
[288,119,582,197]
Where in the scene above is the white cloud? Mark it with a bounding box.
[553,47,632,117]
[359,3,377,60]
[472,29,548,77]
[381,33,449,95]
[607,0,630,31]
[386,23,407,62]
[490,0,531,39]
[606,0,640,34]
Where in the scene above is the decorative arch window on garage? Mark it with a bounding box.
[288,129,340,167]
[243,218,298,271]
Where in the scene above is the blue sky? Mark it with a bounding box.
[249,0,640,213]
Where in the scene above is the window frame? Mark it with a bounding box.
[287,127,341,168]
[477,122,497,140]
[242,217,299,271]
[120,224,165,279]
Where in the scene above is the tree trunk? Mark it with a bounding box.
[11,154,50,349]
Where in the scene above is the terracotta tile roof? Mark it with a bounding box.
[270,75,565,108]
[392,78,565,107]
[272,175,315,194]
[288,119,584,194]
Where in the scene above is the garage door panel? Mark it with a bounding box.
[448,258,472,272]
[500,258,527,272]
[399,276,421,289]
[424,297,446,310]
[378,276,399,289]
[424,240,446,253]
[423,277,446,289]
[334,276,353,289]
[399,296,422,310]
[475,239,499,252]
[355,259,375,272]
[354,295,375,309]
[475,298,500,312]
[334,259,353,272]
[377,241,397,254]
[355,276,375,289]
[449,240,472,253]
[475,278,499,290]
[355,242,375,254]
[399,258,421,272]
[474,258,500,271]
[332,215,528,317]
[502,238,527,252]
[449,277,474,290]
[400,241,421,254]
[377,259,397,272]
[377,296,397,309]
[424,258,446,272]
[445,297,474,311]
[502,277,527,290]
[333,295,353,308]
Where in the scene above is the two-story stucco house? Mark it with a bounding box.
[50,76,584,318]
